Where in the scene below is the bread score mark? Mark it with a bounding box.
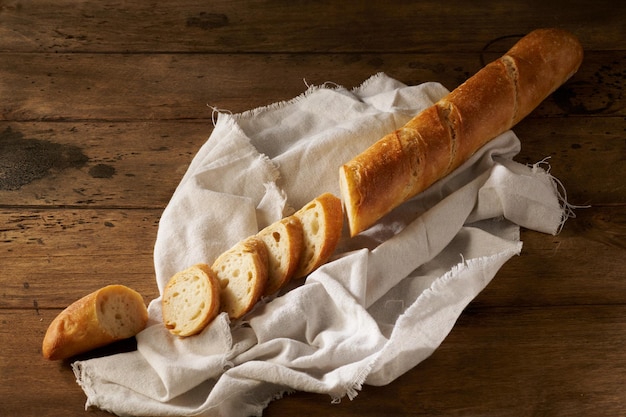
[340,28,584,236]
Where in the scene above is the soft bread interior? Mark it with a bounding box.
[258,216,303,296]
[296,201,320,275]
[96,285,148,339]
[213,237,268,320]
[293,193,343,277]
[162,265,219,337]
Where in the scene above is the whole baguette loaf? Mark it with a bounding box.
[42,285,148,360]
[339,28,584,236]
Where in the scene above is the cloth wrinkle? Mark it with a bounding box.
[72,73,572,417]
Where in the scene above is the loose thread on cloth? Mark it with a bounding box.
[343,358,378,402]
[240,79,355,121]
[208,105,233,127]
[530,156,590,234]
[210,73,387,131]
[302,78,342,90]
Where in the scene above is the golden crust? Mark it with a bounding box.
[293,193,343,278]
[339,133,406,237]
[506,28,584,125]
[340,28,583,236]
[402,105,455,191]
[341,105,454,236]
[258,216,304,295]
[213,236,269,320]
[439,58,516,170]
[42,285,148,360]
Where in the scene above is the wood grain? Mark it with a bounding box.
[2,206,625,311]
[0,309,135,417]
[0,115,623,208]
[265,305,626,416]
[1,51,623,122]
[0,0,622,53]
[0,207,159,309]
[477,207,626,307]
[3,304,625,416]
[0,121,209,206]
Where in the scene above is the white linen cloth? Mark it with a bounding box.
[73,73,568,417]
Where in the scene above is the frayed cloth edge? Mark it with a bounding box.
[530,157,590,235]
[207,72,391,127]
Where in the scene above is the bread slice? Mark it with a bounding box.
[162,263,221,337]
[257,216,304,296]
[292,192,344,278]
[212,236,269,320]
[42,285,148,360]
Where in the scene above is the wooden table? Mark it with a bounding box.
[1,1,624,416]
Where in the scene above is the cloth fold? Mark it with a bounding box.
[73,72,568,417]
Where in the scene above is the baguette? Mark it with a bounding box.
[212,236,269,320]
[339,28,584,236]
[159,194,343,334]
[257,216,304,296]
[162,264,221,337]
[292,192,343,278]
[42,285,148,360]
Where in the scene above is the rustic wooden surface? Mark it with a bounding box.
[1,1,625,416]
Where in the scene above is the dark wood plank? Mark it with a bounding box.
[514,116,626,205]
[0,308,129,417]
[0,208,160,309]
[265,305,626,417]
[0,0,621,53]
[476,206,626,308]
[0,51,622,122]
[2,206,624,311]
[4,304,624,417]
[0,121,209,207]
[0,208,160,256]
[0,60,623,208]
[0,115,623,209]
[0,251,158,309]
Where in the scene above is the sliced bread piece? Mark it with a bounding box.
[162,263,221,337]
[212,236,269,320]
[292,192,344,278]
[42,285,148,360]
[257,216,304,296]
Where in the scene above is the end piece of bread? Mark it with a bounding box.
[257,216,304,296]
[162,263,221,337]
[292,193,344,278]
[42,285,148,361]
[212,236,269,320]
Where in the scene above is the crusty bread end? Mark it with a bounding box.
[42,285,148,360]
